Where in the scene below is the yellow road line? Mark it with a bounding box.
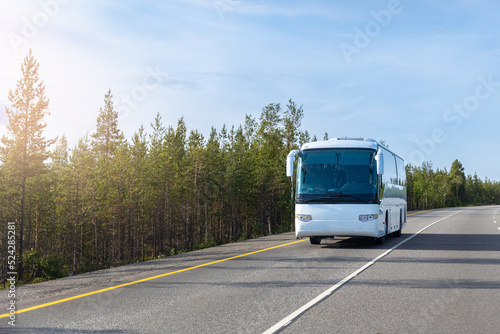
[407,209,433,216]
[1,238,308,318]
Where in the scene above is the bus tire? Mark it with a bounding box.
[394,209,402,237]
[310,236,321,245]
[376,212,389,245]
[375,234,385,245]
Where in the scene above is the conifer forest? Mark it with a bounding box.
[2,52,500,285]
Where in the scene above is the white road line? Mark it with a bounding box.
[262,210,463,334]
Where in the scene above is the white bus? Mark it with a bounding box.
[286,138,406,245]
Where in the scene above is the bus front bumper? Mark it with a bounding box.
[294,203,382,239]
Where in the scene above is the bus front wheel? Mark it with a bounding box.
[310,237,322,245]
[375,234,386,245]
[376,213,389,245]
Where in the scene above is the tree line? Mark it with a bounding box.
[1,51,500,284]
[1,51,311,283]
[406,160,500,211]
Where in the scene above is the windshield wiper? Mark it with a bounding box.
[298,196,338,203]
[333,194,369,203]
[298,194,369,204]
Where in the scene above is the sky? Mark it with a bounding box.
[1,0,500,181]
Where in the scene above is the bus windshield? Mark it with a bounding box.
[296,149,378,204]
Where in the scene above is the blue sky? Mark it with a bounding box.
[1,0,500,180]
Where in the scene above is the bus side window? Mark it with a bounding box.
[382,149,397,185]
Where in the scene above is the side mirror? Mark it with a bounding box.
[375,150,384,175]
[286,150,299,177]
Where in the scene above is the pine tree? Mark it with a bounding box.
[47,135,69,261]
[449,159,466,206]
[91,90,124,158]
[204,127,223,243]
[90,89,125,267]
[186,129,205,245]
[256,103,286,235]
[67,135,94,272]
[0,49,55,280]
[283,99,304,150]
[129,126,149,262]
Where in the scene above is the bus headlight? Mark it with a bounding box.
[296,214,312,223]
[359,214,378,222]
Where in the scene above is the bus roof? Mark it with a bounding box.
[300,138,403,161]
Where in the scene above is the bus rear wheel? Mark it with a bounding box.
[310,236,322,245]
[393,209,403,237]
[393,222,402,237]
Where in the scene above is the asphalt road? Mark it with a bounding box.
[2,206,499,333]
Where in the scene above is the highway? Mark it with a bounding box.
[2,206,499,333]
